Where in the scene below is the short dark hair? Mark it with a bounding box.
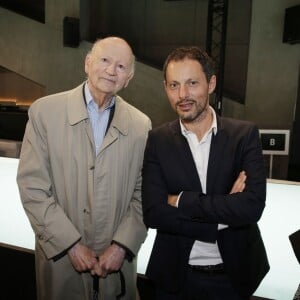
[163,46,216,82]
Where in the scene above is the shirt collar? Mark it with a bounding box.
[180,105,218,136]
[84,82,115,110]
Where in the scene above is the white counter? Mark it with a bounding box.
[0,157,33,249]
[1,157,299,299]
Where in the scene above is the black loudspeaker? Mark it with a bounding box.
[63,16,80,47]
[282,5,300,44]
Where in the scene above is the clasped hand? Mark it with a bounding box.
[67,242,126,278]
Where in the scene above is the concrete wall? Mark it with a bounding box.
[222,0,300,179]
[223,0,300,130]
[0,0,300,178]
[245,0,300,129]
[0,0,87,96]
[0,1,175,126]
[1,0,299,124]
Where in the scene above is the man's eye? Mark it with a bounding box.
[169,83,178,89]
[118,64,125,70]
[100,58,108,63]
[189,81,198,86]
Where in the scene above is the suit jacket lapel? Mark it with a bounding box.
[169,120,203,192]
[206,117,228,194]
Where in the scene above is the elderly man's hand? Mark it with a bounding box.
[68,242,97,272]
[91,244,126,278]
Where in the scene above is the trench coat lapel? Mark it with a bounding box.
[67,83,89,125]
[66,87,129,156]
[99,96,129,154]
[66,83,95,150]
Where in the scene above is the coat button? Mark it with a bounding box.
[38,234,44,240]
[83,209,90,214]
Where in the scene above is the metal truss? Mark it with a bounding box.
[206,0,228,115]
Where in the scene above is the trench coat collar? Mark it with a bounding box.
[108,95,129,136]
[67,83,89,125]
[67,83,129,136]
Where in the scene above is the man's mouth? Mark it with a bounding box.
[101,77,116,84]
[177,100,195,111]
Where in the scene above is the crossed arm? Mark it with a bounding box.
[167,171,247,207]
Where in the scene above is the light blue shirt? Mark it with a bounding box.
[84,83,115,155]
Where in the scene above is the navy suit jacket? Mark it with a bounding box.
[142,116,270,297]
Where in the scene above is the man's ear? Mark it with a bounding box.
[124,71,134,88]
[163,80,169,92]
[208,75,217,95]
[84,54,91,74]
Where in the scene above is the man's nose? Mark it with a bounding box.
[178,85,189,100]
[106,63,117,75]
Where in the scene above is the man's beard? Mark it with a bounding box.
[176,98,209,123]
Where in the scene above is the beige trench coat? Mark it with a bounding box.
[17,83,151,300]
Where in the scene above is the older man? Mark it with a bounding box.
[17,37,151,300]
